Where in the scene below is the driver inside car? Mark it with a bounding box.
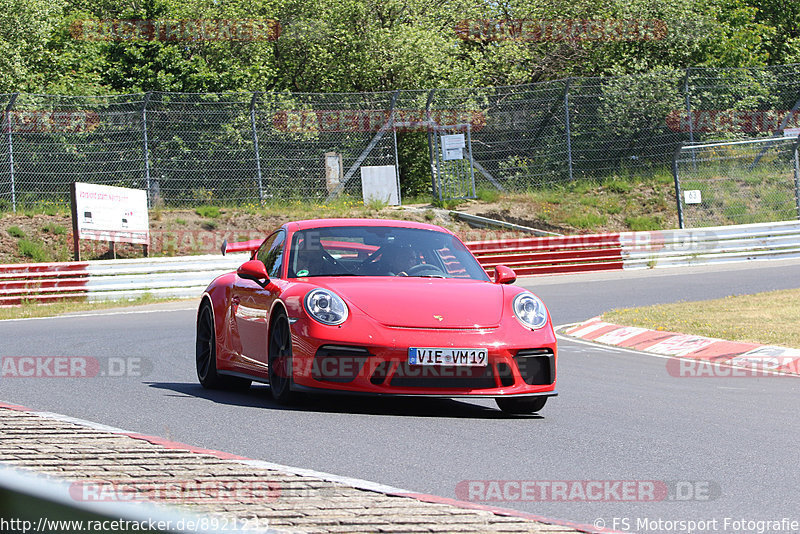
[362,243,419,276]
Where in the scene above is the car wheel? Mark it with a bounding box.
[268,310,296,404]
[496,396,547,415]
[196,302,251,390]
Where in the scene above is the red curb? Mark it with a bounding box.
[395,492,619,533]
[563,319,800,376]
[0,401,33,411]
[121,433,251,461]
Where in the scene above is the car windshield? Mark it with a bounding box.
[287,226,489,281]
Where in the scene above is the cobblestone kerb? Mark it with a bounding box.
[0,403,592,533]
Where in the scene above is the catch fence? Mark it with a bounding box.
[3,64,800,210]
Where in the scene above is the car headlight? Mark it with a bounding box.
[512,292,548,330]
[304,288,349,326]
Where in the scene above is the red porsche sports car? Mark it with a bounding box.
[196,218,557,414]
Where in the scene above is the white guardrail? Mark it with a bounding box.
[1,220,799,305]
[622,220,800,269]
[83,253,251,302]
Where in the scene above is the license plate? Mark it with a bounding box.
[408,347,487,367]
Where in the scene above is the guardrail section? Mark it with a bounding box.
[0,254,248,306]
[466,234,623,276]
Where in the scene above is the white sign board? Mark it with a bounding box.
[783,127,800,138]
[360,166,399,206]
[442,134,465,161]
[74,182,150,244]
[684,190,702,205]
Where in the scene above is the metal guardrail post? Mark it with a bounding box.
[4,93,18,212]
[250,92,264,204]
[141,92,153,208]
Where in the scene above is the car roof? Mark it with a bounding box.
[286,218,454,235]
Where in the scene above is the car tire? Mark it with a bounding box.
[496,396,547,415]
[268,309,297,404]
[196,302,251,390]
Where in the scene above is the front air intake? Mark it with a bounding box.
[514,349,555,385]
[312,345,372,383]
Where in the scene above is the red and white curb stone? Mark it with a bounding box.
[0,401,615,534]
[562,317,800,377]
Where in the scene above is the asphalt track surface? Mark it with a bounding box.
[2,259,799,531]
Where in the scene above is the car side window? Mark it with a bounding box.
[256,230,286,279]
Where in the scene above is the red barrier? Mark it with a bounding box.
[467,233,623,276]
[0,262,90,306]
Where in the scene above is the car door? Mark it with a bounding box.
[231,230,286,368]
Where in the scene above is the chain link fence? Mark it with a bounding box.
[3,64,800,217]
[674,137,800,228]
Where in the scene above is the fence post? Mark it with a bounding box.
[684,69,694,146]
[391,90,401,204]
[4,93,18,212]
[673,142,685,229]
[564,78,573,181]
[141,92,153,207]
[250,92,264,204]
[425,89,438,199]
[793,137,800,220]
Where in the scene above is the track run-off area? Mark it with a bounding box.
[1,259,799,532]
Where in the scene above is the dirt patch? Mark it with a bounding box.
[0,206,478,264]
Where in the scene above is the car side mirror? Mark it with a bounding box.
[494,265,516,285]
[237,260,270,288]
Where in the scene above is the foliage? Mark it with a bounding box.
[5,0,800,96]
[195,206,221,218]
[17,238,51,262]
[7,226,25,238]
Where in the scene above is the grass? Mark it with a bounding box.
[566,213,606,229]
[195,206,221,218]
[17,239,51,262]
[41,223,67,235]
[602,288,800,348]
[8,226,25,238]
[625,215,662,231]
[0,295,193,321]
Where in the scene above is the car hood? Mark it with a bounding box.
[319,278,506,328]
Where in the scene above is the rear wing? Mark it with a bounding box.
[221,238,263,258]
